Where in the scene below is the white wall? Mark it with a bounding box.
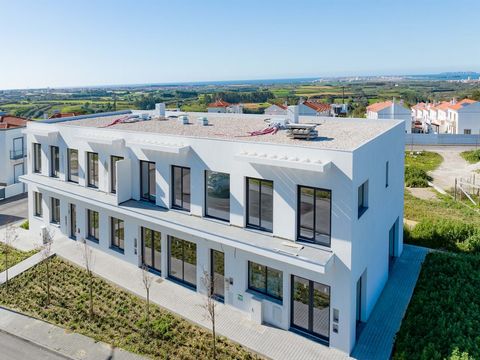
[0,127,26,198]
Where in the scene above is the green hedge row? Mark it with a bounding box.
[404,219,480,253]
[393,252,480,360]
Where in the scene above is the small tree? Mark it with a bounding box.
[141,264,153,331]
[81,239,95,319]
[201,269,218,360]
[3,223,19,291]
[40,238,53,306]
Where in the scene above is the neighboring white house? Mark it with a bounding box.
[446,99,480,134]
[264,103,288,116]
[207,99,243,114]
[21,107,404,355]
[298,100,331,116]
[0,115,28,200]
[366,100,412,133]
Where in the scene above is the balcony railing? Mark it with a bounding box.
[10,148,26,160]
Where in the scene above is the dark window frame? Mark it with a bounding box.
[246,177,274,232]
[70,203,77,240]
[358,181,369,219]
[67,148,79,183]
[50,145,60,178]
[87,209,99,243]
[110,217,124,253]
[140,160,156,203]
[33,143,42,173]
[87,152,99,188]
[248,261,283,302]
[385,161,389,188]
[34,191,42,217]
[50,197,60,224]
[171,165,191,211]
[297,186,332,247]
[110,156,123,194]
[204,170,230,222]
[167,236,197,289]
[141,227,162,274]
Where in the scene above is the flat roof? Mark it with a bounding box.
[58,111,401,151]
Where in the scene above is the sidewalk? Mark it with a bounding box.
[0,307,146,360]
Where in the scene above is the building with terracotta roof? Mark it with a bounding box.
[446,99,480,134]
[299,100,332,116]
[366,100,412,133]
[0,115,28,199]
[264,103,288,116]
[207,99,243,114]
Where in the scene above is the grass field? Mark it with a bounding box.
[393,252,480,360]
[0,257,260,360]
[460,149,480,164]
[0,244,37,272]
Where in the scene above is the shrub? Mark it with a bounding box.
[20,220,29,230]
[460,149,480,164]
[405,167,431,188]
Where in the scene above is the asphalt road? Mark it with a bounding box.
[0,331,69,360]
[0,193,28,227]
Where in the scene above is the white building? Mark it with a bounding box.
[264,103,288,116]
[21,108,404,355]
[207,99,243,114]
[0,115,28,200]
[298,101,332,116]
[366,100,412,133]
[446,99,480,134]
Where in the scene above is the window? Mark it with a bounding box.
[13,163,24,183]
[298,186,331,247]
[110,217,124,252]
[50,146,60,177]
[358,181,369,218]
[67,149,79,183]
[168,236,197,288]
[142,227,161,273]
[33,143,42,173]
[248,261,283,301]
[111,156,123,194]
[34,192,42,217]
[172,166,190,211]
[87,209,99,242]
[464,129,472,135]
[70,204,77,239]
[246,178,273,232]
[205,171,230,221]
[385,161,389,188]
[87,152,99,188]
[50,197,60,224]
[140,161,156,202]
[11,137,24,160]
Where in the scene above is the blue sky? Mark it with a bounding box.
[1,0,479,89]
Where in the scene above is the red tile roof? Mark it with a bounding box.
[367,101,393,113]
[49,112,77,119]
[303,101,331,113]
[273,103,288,110]
[449,99,478,111]
[0,115,28,129]
[208,99,231,108]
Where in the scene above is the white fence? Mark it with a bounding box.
[405,133,480,146]
[0,182,26,200]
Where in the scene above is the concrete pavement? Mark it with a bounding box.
[0,193,28,228]
[0,330,69,360]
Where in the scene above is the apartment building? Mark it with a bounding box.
[366,100,412,133]
[0,114,28,200]
[21,107,404,354]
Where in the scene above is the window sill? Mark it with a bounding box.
[246,225,273,235]
[296,238,332,251]
[171,206,191,213]
[86,237,99,244]
[49,222,60,227]
[246,289,283,305]
[110,246,124,254]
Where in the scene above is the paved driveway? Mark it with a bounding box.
[0,193,28,227]
[0,331,69,360]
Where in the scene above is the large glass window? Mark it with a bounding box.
[205,171,230,221]
[172,166,191,211]
[246,178,273,232]
[33,143,42,173]
[50,146,59,177]
[291,275,330,342]
[211,250,225,301]
[142,227,161,273]
[168,236,197,288]
[140,161,156,202]
[34,192,42,217]
[70,204,77,239]
[358,181,368,218]
[248,261,283,301]
[111,156,123,194]
[87,209,99,242]
[67,149,79,183]
[50,197,60,224]
[298,186,331,247]
[110,217,124,252]
[87,152,99,188]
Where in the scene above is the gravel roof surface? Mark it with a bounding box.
[61,112,400,151]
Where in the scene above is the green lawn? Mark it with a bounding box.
[0,244,37,272]
[393,252,480,360]
[0,257,260,360]
[405,151,443,172]
[460,149,480,164]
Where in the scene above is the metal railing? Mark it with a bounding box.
[10,148,26,160]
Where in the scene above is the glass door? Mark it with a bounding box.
[291,275,330,343]
[142,227,161,273]
[70,204,76,240]
[210,250,224,301]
